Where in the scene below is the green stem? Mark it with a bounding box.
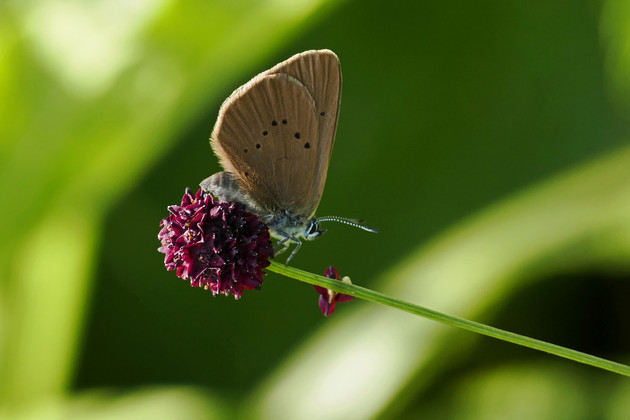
[267,260,630,377]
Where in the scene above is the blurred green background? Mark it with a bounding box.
[2,0,630,419]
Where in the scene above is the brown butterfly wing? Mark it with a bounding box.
[211,50,342,219]
[211,73,321,217]
[263,50,341,197]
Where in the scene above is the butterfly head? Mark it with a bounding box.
[304,219,327,240]
[268,213,377,265]
[266,212,325,242]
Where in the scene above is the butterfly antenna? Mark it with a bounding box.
[316,216,379,233]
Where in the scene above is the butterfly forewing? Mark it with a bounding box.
[211,50,342,219]
[263,50,341,194]
[211,73,321,216]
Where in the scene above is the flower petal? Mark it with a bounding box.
[318,295,336,317]
[158,189,273,299]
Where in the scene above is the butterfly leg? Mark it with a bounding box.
[273,233,302,265]
[285,236,302,266]
[274,235,292,256]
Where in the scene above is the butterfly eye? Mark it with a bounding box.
[308,221,318,235]
[305,221,325,239]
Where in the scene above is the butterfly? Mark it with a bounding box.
[201,50,376,264]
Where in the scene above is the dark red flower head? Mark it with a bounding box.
[314,266,355,316]
[158,188,274,299]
